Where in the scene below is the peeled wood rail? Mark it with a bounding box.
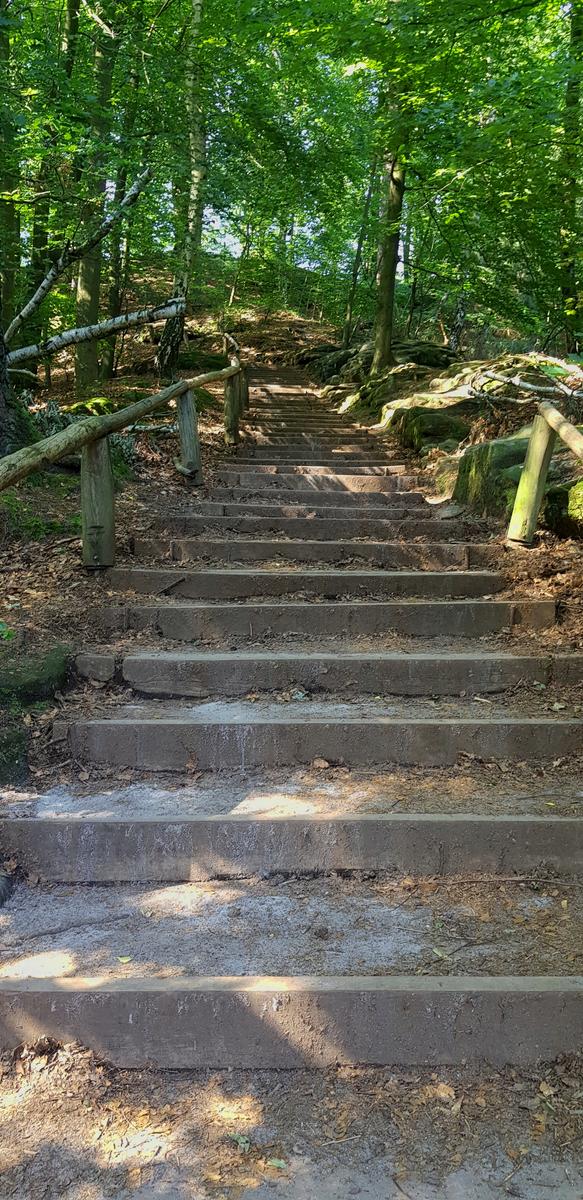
[0,343,249,569]
[507,401,583,546]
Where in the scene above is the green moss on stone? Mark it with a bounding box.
[0,720,29,784]
[391,407,470,452]
[544,478,583,537]
[0,645,71,706]
[453,435,530,516]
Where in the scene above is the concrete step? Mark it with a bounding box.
[102,597,556,641]
[106,566,504,599]
[244,435,380,443]
[190,497,429,518]
[220,463,410,475]
[58,697,583,769]
[248,438,380,447]
[4,810,582,881]
[218,473,420,492]
[2,876,582,1065]
[210,481,424,502]
[77,648,582,698]
[159,513,436,537]
[232,455,397,465]
[153,516,459,542]
[131,540,488,567]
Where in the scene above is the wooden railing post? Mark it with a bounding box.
[506,414,557,546]
[175,386,203,484]
[240,366,249,411]
[81,435,115,568]
[224,372,240,445]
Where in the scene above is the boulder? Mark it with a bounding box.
[544,478,583,537]
[390,407,471,453]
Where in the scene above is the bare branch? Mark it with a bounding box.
[7,300,185,366]
[5,168,152,344]
[483,369,583,399]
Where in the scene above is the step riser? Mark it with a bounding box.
[106,568,504,599]
[109,654,565,698]
[65,719,581,769]
[2,977,581,1068]
[231,457,397,465]
[103,600,556,641]
[133,540,477,566]
[4,816,582,881]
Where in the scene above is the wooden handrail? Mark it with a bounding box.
[506,401,583,546]
[0,349,247,568]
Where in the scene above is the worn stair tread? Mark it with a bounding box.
[132,539,486,565]
[186,499,429,518]
[4,770,583,820]
[211,481,424,498]
[218,464,410,475]
[161,514,451,532]
[190,499,428,517]
[105,566,506,599]
[2,875,581,981]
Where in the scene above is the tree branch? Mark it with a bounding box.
[4,167,152,344]
[7,300,185,366]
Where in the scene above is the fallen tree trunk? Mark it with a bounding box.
[0,360,239,489]
[7,300,184,367]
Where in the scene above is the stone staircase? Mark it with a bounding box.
[1,366,582,1069]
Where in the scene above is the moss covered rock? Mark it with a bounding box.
[0,720,29,784]
[544,478,583,537]
[452,434,530,516]
[0,645,71,705]
[390,407,470,453]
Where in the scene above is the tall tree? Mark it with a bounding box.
[158,0,207,374]
[559,0,582,352]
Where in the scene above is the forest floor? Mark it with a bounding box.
[2,1041,583,1199]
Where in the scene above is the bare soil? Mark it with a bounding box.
[1,1043,583,1199]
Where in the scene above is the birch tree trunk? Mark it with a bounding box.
[75,18,119,388]
[559,0,582,353]
[371,140,406,374]
[158,0,207,375]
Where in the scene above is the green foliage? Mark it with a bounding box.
[0,0,580,375]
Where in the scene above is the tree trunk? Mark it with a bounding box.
[559,0,582,353]
[228,220,252,307]
[158,0,206,375]
[63,0,81,79]
[101,57,140,379]
[0,0,20,330]
[371,143,406,374]
[75,24,118,388]
[0,301,10,457]
[342,162,376,349]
